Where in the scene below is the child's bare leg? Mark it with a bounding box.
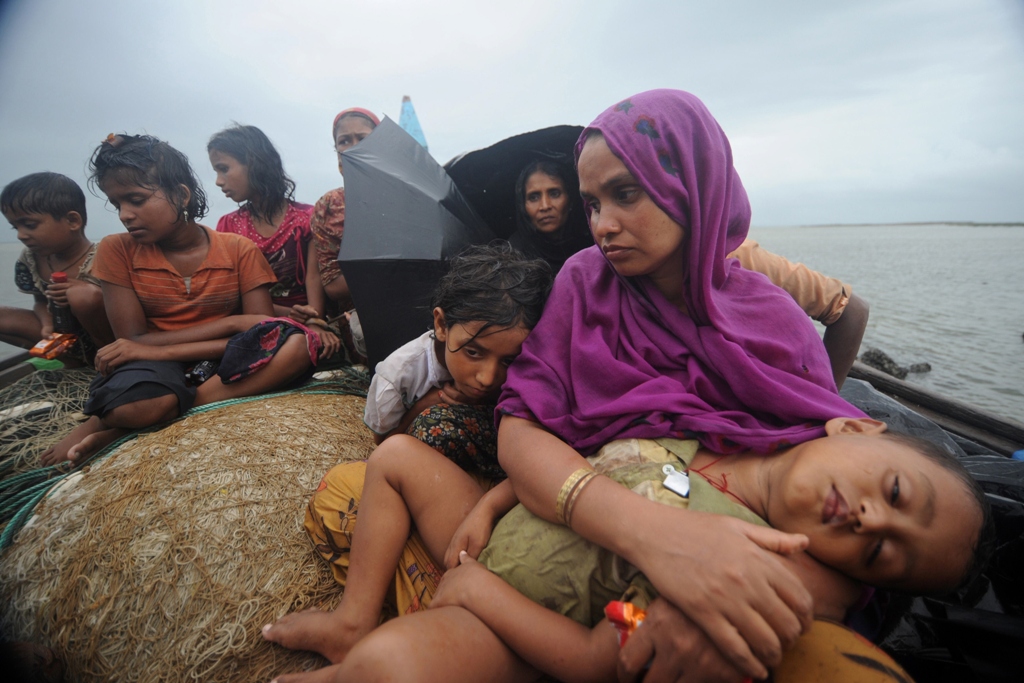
[0,306,43,349]
[66,285,114,347]
[66,427,126,464]
[40,415,105,465]
[270,606,538,683]
[40,394,178,466]
[263,436,487,663]
[196,334,311,405]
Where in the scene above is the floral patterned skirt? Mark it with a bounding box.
[217,318,320,384]
[407,402,503,480]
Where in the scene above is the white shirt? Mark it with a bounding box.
[363,331,452,435]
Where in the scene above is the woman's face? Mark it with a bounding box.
[767,423,980,592]
[209,150,251,203]
[100,178,184,244]
[577,135,686,284]
[334,116,376,176]
[523,171,570,234]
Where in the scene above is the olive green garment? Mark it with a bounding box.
[479,438,768,626]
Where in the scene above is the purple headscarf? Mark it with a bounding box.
[497,90,864,455]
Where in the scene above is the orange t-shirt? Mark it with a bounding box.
[729,239,851,326]
[92,228,276,332]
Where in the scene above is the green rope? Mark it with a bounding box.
[0,468,52,493]
[0,478,60,523]
[0,375,369,551]
[0,487,48,550]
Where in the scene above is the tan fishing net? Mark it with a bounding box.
[0,368,94,476]
[0,386,374,681]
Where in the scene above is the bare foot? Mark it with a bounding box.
[270,662,342,683]
[67,427,125,464]
[40,416,104,466]
[262,608,374,664]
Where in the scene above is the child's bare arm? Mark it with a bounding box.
[94,338,232,375]
[444,479,519,568]
[822,292,869,389]
[374,390,444,444]
[432,554,620,683]
[780,551,862,621]
[32,295,53,338]
[104,281,271,346]
[303,239,328,323]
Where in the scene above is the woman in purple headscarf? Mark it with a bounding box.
[268,91,871,682]
[487,89,866,678]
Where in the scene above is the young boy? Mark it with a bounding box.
[1,172,113,364]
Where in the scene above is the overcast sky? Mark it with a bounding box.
[1,0,1022,241]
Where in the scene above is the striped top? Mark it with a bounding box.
[92,228,276,332]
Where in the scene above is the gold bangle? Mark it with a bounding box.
[305,317,329,329]
[563,471,599,529]
[555,467,596,526]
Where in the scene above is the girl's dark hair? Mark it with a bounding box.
[207,124,295,223]
[431,241,553,338]
[514,158,581,233]
[89,134,208,220]
[1,172,88,225]
[882,431,996,593]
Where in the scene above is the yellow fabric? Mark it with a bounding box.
[304,461,442,615]
[775,620,915,682]
[480,438,768,625]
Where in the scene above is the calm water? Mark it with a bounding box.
[2,224,1022,421]
[748,224,1024,423]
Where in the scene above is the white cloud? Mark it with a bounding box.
[1,0,1022,233]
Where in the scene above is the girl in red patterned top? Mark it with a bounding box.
[208,126,333,338]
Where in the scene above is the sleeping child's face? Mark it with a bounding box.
[766,420,982,593]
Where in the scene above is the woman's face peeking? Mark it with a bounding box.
[577,135,686,284]
[524,171,570,235]
[209,150,251,204]
[433,308,529,405]
[334,116,376,176]
[100,178,185,245]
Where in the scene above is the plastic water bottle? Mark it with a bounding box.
[48,272,75,333]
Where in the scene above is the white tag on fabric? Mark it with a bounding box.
[662,464,690,498]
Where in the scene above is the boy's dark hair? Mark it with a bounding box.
[1,172,88,225]
[514,158,580,232]
[89,134,208,220]
[883,431,997,593]
[431,242,553,340]
[207,124,296,223]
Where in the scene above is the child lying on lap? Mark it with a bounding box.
[429,418,992,683]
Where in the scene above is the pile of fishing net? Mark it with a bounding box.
[0,368,94,475]
[0,372,374,682]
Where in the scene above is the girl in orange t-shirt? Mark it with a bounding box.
[41,134,329,466]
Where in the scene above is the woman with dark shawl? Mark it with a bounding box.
[507,158,594,273]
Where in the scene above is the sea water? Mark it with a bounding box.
[748,224,1024,423]
[1,224,1022,422]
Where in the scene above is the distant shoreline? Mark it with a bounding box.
[2,221,1023,244]
[755,221,1024,229]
